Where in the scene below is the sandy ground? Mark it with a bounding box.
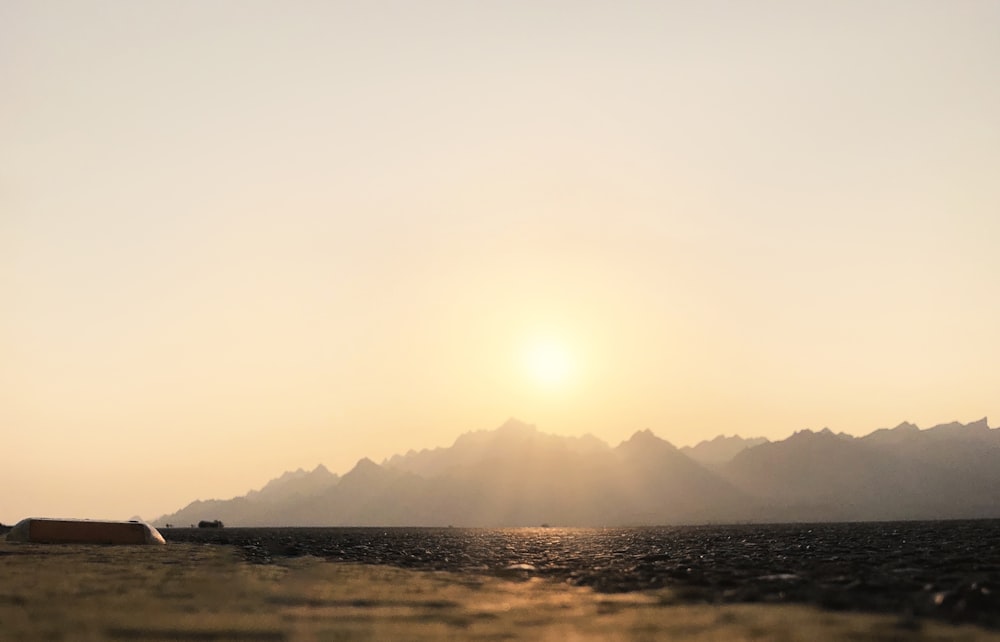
[1,537,998,641]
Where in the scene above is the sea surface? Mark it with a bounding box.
[162,520,1000,627]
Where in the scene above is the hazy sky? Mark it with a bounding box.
[3,1,999,522]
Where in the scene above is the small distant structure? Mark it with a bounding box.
[6,518,165,545]
[198,519,224,529]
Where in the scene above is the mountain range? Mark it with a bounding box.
[154,417,1000,527]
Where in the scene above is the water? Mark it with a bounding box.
[163,520,1000,627]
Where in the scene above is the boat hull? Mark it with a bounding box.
[6,518,166,545]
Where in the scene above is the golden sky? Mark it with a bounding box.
[3,1,999,522]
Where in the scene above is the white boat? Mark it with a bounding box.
[5,517,166,545]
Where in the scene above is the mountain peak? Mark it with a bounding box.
[619,428,676,452]
[339,458,391,487]
[626,428,657,442]
[861,420,923,447]
[681,434,769,465]
[788,427,845,443]
[497,418,537,433]
[349,457,380,473]
[924,417,994,440]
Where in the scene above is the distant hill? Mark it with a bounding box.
[157,464,338,527]
[383,418,608,477]
[245,465,339,503]
[154,417,1000,527]
[680,434,769,466]
[723,419,1000,521]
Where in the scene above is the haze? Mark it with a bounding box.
[3,1,999,522]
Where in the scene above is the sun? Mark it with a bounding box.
[523,338,574,388]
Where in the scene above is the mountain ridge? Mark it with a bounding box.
[155,417,1000,527]
[681,434,770,465]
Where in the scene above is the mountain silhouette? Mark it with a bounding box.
[384,418,607,478]
[609,430,751,524]
[723,428,915,521]
[245,465,338,503]
[860,421,921,448]
[155,418,1000,527]
[681,434,769,466]
[724,419,1000,521]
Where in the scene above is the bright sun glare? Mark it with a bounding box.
[523,338,574,388]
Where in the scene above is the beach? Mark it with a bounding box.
[2,536,998,641]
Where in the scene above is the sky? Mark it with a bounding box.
[3,0,999,522]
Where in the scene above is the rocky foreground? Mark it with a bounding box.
[162,520,1000,630]
[2,536,999,641]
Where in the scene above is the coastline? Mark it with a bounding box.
[2,537,998,641]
